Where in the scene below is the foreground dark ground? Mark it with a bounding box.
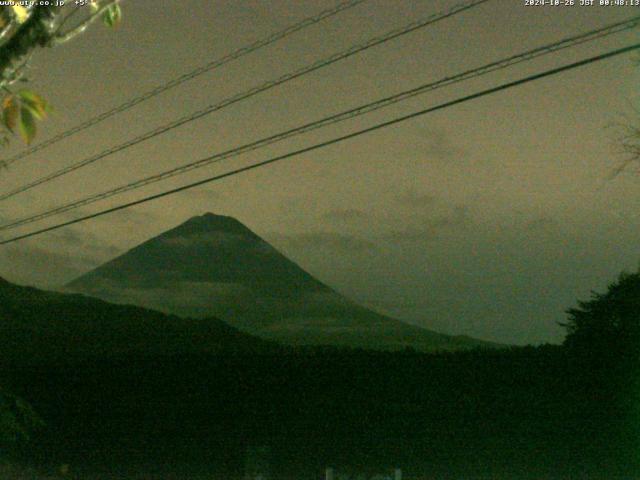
[1,344,638,479]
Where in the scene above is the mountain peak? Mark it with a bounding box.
[65,214,495,351]
[167,213,253,238]
[187,212,236,224]
[197,212,229,221]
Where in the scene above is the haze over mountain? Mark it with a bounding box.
[66,213,496,351]
[0,276,273,364]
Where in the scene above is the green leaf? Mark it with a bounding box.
[2,95,19,133]
[11,6,30,24]
[18,90,50,120]
[18,90,44,107]
[102,3,122,28]
[22,102,47,121]
[18,107,36,145]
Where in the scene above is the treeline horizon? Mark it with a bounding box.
[0,270,638,479]
[0,340,636,479]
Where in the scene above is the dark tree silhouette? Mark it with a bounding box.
[0,389,43,452]
[562,270,640,356]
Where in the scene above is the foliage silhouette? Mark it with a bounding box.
[562,269,640,357]
[0,273,637,478]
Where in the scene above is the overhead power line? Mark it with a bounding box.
[0,0,490,201]
[0,18,637,232]
[0,0,369,168]
[1,42,638,246]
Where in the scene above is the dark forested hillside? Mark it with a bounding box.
[0,276,275,364]
[1,346,637,479]
[0,275,638,479]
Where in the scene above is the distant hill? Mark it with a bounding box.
[0,276,274,364]
[66,213,498,351]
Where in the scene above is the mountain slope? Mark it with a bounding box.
[66,213,497,351]
[0,276,274,364]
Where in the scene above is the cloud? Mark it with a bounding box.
[184,188,223,202]
[321,208,370,223]
[65,207,158,227]
[525,216,559,233]
[397,127,467,163]
[421,130,466,161]
[384,205,471,242]
[0,244,94,287]
[65,279,255,320]
[396,190,437,209]
[0,224,123,287]
[270,232,376,254]
[161,230,247,247]
[48,226,121,259]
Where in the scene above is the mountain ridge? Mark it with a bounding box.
[66,213,500,351]
[0,276,275,364]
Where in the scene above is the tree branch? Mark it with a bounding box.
[51,0,122,45]
[0,18,24,48]
[0,6,61,81]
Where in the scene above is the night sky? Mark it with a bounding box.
[0,0,638,345]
